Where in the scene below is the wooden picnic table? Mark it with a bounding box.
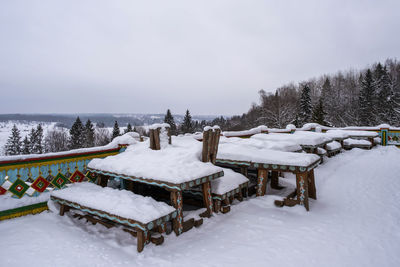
[87,166,224,235]
[216,144,321,211]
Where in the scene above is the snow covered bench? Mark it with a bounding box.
[325,141,342,157]
[343,138,372,150]
[50,182,177,252]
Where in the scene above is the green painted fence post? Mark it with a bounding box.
[380,128,388,146]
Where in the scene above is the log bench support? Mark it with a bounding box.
[170,190,184,235]
[201,181,213,218]
[256,168,268,196]
[274,169,316,211]
[270,171,285,190]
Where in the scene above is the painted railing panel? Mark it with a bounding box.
[0,145,128,220]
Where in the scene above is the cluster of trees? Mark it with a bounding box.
[4,124,45,156]
[224,59,400,130]
[164,109,213,134]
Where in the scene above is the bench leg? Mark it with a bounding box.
[137,229,145,253]
[296,172,309,211]
[256,168,267,196]
[59,204,70,216]
[271,171,284,190]
[237,189,243,202]
[170,191,184,236]
[308,169,317,200]
[213,199,221,213]
[201,181,213,217]
[97,174,109,188]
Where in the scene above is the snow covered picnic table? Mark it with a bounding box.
[216,143,321,211]
[87,137,224,235]
[51,182,176,252]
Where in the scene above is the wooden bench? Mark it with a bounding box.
[343,138,372,150]
[51,182,176,252]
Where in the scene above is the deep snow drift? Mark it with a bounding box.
[1,146,400,267]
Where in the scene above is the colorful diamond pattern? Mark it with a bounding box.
[31,176,50,193]
[51,173,68,189]
[70,170,85,183]
[86,171,97,183]
[8,179,30,198]
[0,186,6,195]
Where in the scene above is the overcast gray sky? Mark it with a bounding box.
[0,0,399,115]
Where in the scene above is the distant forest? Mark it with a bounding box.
[212,58,400,130]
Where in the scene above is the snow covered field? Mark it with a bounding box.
[1,146,400,267]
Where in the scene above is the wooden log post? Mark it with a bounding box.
[170,191,184,235]
[202,130,210,162]
[201,181,213,217]
[270,171,282,189]
[213,199,221,213]
[97,174,109,188]
[256,169,268,196]
[149,128,161,150]
[137,229,145,252]
[296,172,309,211]
[307,169,317,200]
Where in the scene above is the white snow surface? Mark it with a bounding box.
[210,168,249,195]
[1,146,400,267]
[51,182,175,224]
[248,131,332,147]
[328,130,378,138]
[326,141,342,151]
[218,141,320,167]
[344,138,372,146]
[0,192,51,211]
[88,136,222,184]
[220,135,302,152]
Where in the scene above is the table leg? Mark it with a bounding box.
[97,174,109,187]
[256,169,267,196]
[170,191,183,235]
[202,181,213,217]
[296,172,309,211]
[308,169,317,200]
[271,171,284,190]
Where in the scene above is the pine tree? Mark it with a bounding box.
[84,119,95,147]
[298,84,312,126]
[181,109,193,134]
[22,136,30,154]
[312,97,327,126]
[28,128,36,153]
[124,123,133,134]
[359,69,377,126]
[31,124,44,154]
[112,121,120,140]
[69,117,85,149]
[375,66,396,125]
[4,124,22,155]
[164,109,177,135]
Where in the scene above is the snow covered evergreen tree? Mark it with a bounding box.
[112,121,120,140]
[180,109,193,134]
[21,136,30,154]
[4,124,22,155]
[164,109,177,135]
[31,124,44,154]
[84,120,95,147]
[298,84,312,126]
[359,69,376,126]
[69,117,85,149]
[312,97,328,126]
[124,123,133,133]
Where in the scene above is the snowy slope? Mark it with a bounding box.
[0,146,399,267]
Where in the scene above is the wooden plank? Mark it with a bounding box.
[256,168,268,196]
[59,204,69,216]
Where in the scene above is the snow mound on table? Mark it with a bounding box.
[326,141,342,151]
[249,131,332,147]
[330,130,378,138]
[211,168,249,195]
[51,182,175,224]
[218,142,320,167]
[219,136,301,152]
[344,138,372,146]
[0,192,50,211]
[325,130,351,139]
[88,136,222,184]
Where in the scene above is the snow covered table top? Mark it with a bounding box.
[216,142,320,172]
[219,135,302,152]
[51,182,177,228]
[247,132,332,149]
[210,168,249,196]
[88,136,224,191]
[344,138,372,149]
[326,141,342,151]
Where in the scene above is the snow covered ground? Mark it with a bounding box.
[1,146,400,267]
